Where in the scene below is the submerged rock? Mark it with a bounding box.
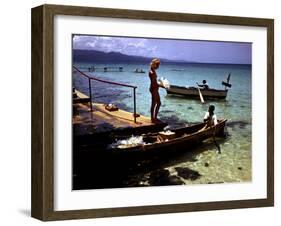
[175,167,201,180]
[226,120,249,130]
[207,181,224,184]
[150,169,170,179]
[159,115,187,128]
[161,109,174,114]
[167,176,185,185]
[204,162,209,167]
[148,169,184,186]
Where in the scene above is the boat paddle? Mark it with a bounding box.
[197,87,205,104]
[212,126,221,154]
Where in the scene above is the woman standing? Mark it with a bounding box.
[149,58,162,123]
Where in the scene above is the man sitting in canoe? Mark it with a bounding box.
[197,80,209,89]
[203,105,222,154]
[204,105,218,127]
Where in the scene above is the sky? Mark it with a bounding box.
[73,35,252,64]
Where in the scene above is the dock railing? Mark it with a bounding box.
[73,66,138,123]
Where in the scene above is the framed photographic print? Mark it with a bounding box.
[31,4,274,221]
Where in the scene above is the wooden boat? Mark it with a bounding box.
[164,74,232,100]
[165,85,228,99]
[107,119,227,157]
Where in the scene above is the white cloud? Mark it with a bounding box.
[73,35,157,58]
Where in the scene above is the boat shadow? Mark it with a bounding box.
[72,136,228,190]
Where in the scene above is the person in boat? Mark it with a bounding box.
[204,105,218,127]
[149,58,162,123]
[197,80,209,89]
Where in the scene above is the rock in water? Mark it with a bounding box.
[149,169,184,186]
[175,167,201,180]
[167,176,185,185]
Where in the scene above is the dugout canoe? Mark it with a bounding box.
[107,119,227,157]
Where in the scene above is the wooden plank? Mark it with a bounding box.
[75,90,89,99]
[73,102,158,137]
[73,90,90,103]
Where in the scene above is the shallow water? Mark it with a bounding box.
[73,62,252,187]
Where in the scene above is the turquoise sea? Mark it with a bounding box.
[73,62,252,186]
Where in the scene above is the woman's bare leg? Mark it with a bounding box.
[155,104,161,121]
[151,98,157,122]
[150,101,153,120]
[154,92,161,121]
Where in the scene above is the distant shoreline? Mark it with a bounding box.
[73,60,252,67]
[73,49,252,66]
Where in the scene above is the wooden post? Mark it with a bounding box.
[88,78,93,111]
[133,87,136,123]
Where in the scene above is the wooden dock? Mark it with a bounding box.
[73,90,166,139]
[77,66,124,72]
[73,89,90,104]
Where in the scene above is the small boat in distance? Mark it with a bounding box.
[134,68,145,73]
[107,119,227,158]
